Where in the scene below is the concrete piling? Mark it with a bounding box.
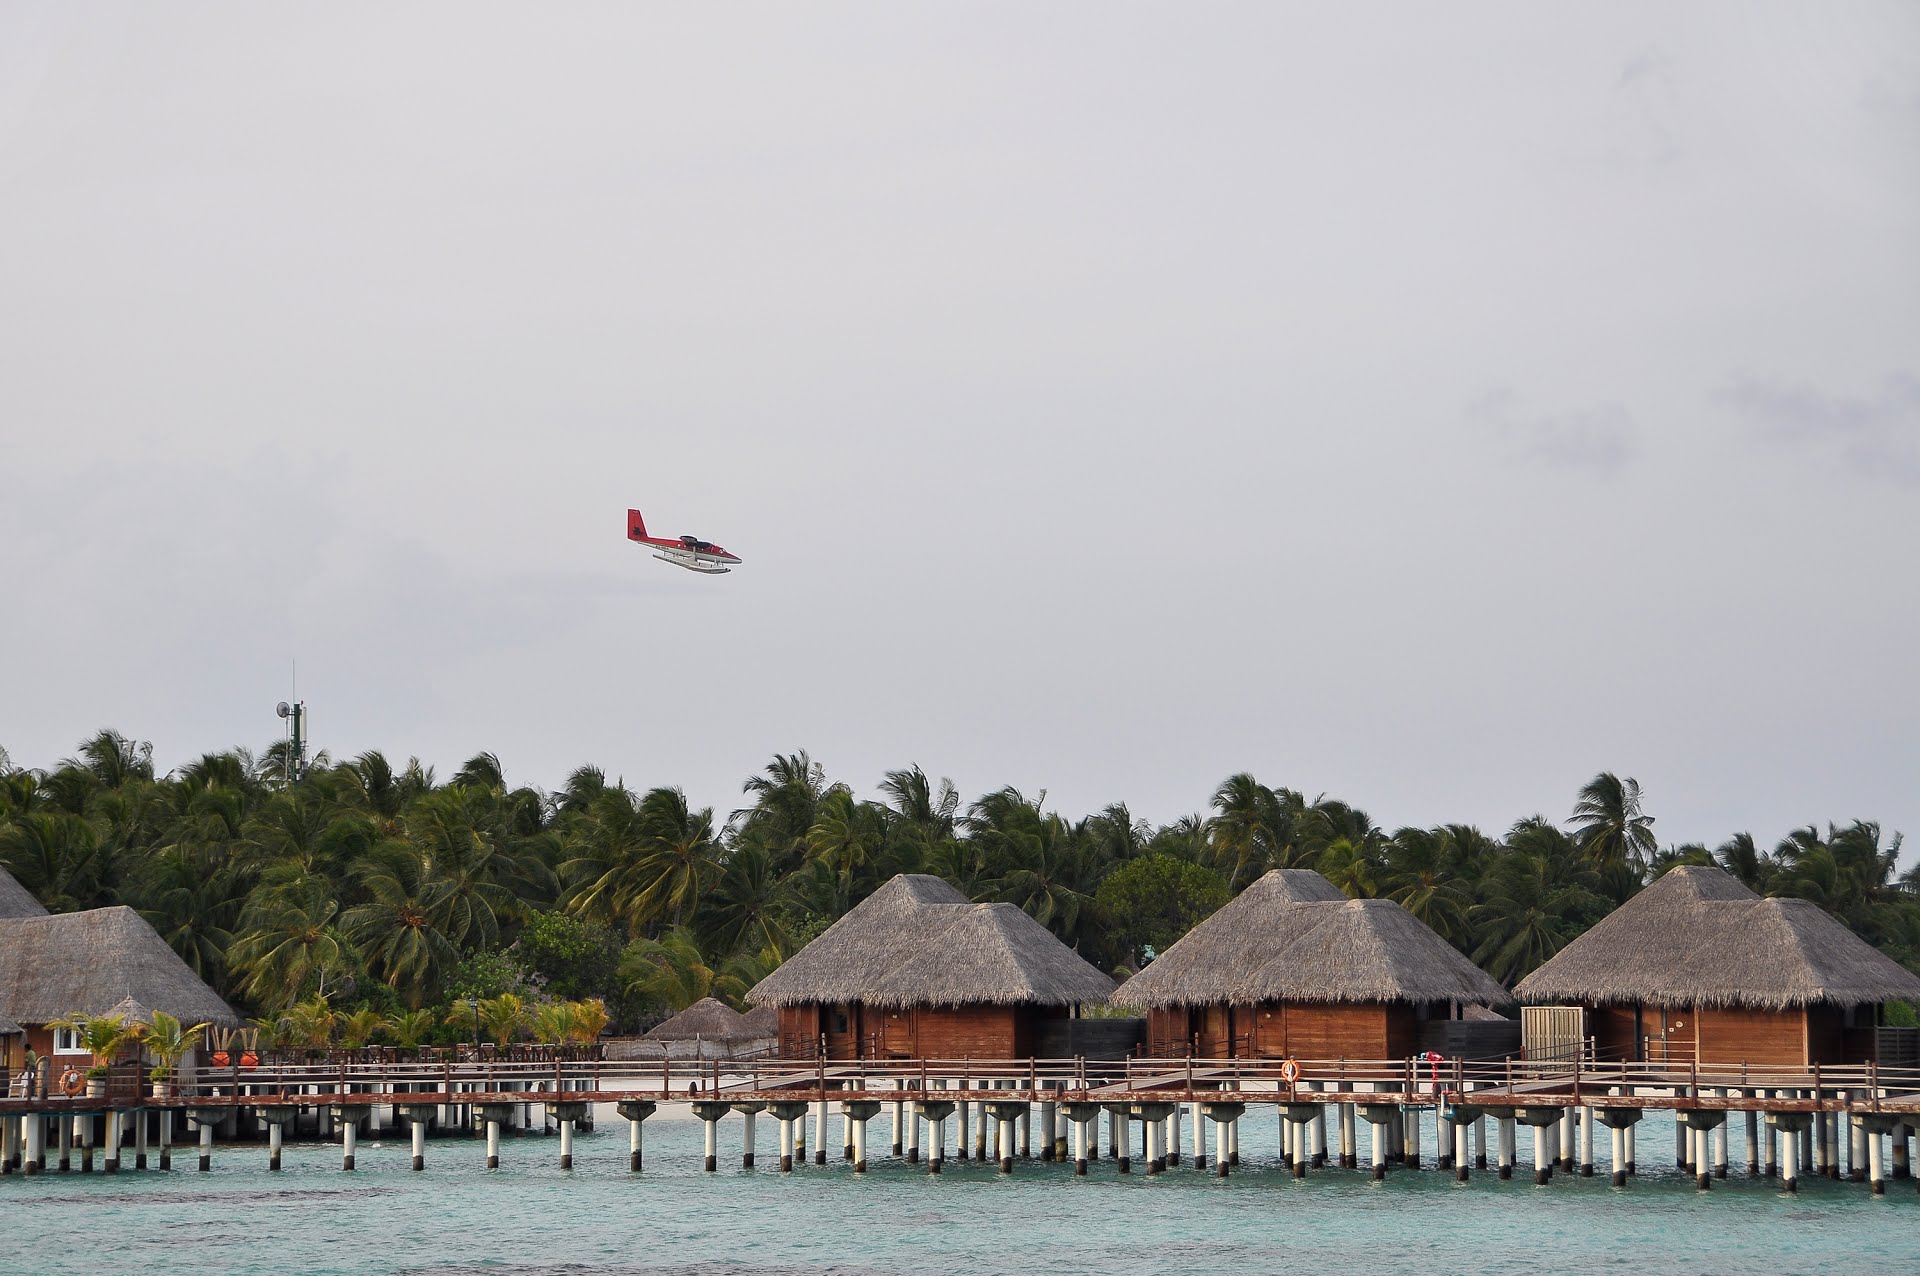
[917,1099,954,1174]
[105,1108,121,1173]
[692,1101,732,1173]
[618,1100,655,1172]
[737,1104,762,1169]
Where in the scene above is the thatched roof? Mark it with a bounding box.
[1515,865,1920,1011]
[0,867,47,919]
[0,1009,20,1036]
[1111,869,1509,1009]
[644,997,754,1041]
[748,874,1116,1010]
[0,906,242,1027]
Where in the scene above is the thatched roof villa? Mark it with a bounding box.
[1112,869,1509,1059]
[1515,865,1920,1066]
[0,868,241,1064]
[748,874,1116,1059]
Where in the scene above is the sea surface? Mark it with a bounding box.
[7,1105,1913,1275]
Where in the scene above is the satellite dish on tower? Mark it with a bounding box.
[276,702,290,719]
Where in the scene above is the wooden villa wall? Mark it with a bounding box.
[1145,1002,1427,1059]
[1580,1002,1876,1067]
[779,1003,1064,1059]
[1696,1006,1804,1066]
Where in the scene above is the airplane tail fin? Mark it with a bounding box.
[627,509,647,541]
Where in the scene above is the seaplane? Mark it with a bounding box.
[627,508,742,574]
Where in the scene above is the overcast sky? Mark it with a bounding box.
[2,3,1915,863]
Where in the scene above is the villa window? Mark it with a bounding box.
[51,1027,85,1054]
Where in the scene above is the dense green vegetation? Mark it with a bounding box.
[2,732,1915,1041]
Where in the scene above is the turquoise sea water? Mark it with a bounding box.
[7,1106,1914,1275]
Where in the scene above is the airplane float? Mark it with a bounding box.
[627,508,742,574]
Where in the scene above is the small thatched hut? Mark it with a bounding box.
[1112,869,1510,1059]
[1515,865,1920,1066]
[0,904,242,1062]
[646,997,753,1043]
[748,874,1116,1059]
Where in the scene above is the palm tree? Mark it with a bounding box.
[229,872,352,1009]
[698,842,792,958]
[1568,772,1657,872]
[733,751,828,872]
[141,1011,209,1092]
[384,1008,436,1050]
[1207,774,1291,888]
[620,929,718,1012]
[61,729,154,790]
[804,788,890,891]
[343,845,457,1007]
[1385,827,1472,944]
[0,810,111,911]
[1713,832,1772,893]
[567,788,720,932]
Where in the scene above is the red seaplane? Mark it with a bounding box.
[627,509,742,575]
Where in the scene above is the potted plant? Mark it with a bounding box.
[49,1012,134,1099]
[143,1011,209,1099]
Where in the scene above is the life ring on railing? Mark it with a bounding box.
[58,1068,85,1096]
[1279,1058,1301,1085]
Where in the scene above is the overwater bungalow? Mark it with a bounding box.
[748,874,1116,1060]
[0,869,241,1065]
[1112,869,1509,1059]
[1514,865,1920,1067]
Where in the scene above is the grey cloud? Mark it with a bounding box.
[1722,374,1920,485]
[1471,390,1637,474]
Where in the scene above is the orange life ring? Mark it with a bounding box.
[58,1068,85,1096]
[1279,1058,1301,1085]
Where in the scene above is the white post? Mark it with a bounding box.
[1580,1106,1594,1176]
[1713,1115,1728,1179]
[1340,1102,1356,1169]
[1215,1113,1229,1177]
[812,1098,828,1165]
[853,1115,868,1173]
[1115,1110,1131,1173]
[1226,1115,1238,1166]
[486,1118,501,1168]
[1192,1100,1206,1169]
[1311,1104,1327,1166]
[1610,1123,1626,1186]
[930,1114,945,1172]
[1143,1115,1159,1175]
[632,1114,647,1171]
[343,1117,357,1171]
[891,1101,903,1157]
[906,1105,919,1164]
[742,1109,757,1169]
[559,1118,575,1170]
[1782,1127,1799,1193]
[1534,1118,1552,1185]
[1165,1100,1178,1166]
[105,1110,121,1173]
[24,1113,44,1175]
[158,1110,170,1171]
[1453,1117,1469,1181]
[410,1117,426,1172]
[1498,1116,1515,1179]
[199,1120,214,1173]
[704,1117,719,1172]
[1371,1115,1387,1179]
[134,1109,148,1170]
[778,1116,794,1172]
[1072,1113,1086,1174]
[1558,1107,1574,1171]
[1867,1121,1885,1194]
